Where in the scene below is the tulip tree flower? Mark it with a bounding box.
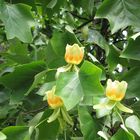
[43,86,73,126]
[65,44,84,65]
[44,86,63,109]
[93,79,133,116]
[56,44,84,78]
[106,79,127,101]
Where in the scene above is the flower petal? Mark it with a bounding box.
[116,102,133,113]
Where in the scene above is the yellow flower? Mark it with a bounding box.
[65,44,84,65]
[44,86,63,109]
[106,79,128,101]
[93,79,133,117]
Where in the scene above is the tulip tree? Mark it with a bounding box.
[0,0,140,139]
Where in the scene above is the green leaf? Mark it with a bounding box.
[2,126,29,140]
[0,89,10,104]
[0,131,7,140]
[79,61,104,96]
[0,104,11,119]
[29,112,44,127]
[37,81,56,96]
[128,60,140,68]
[5,0,36,8]
[25,70,47,95]
[50,30,80,56]
[0,0,4,6]
[125,115,140,137]
[121,36,140,61]
[29,110,59,140]
[107,45,121,71]
[96,0,140,33]
[72,0,96,16]
[78,106,101,140]
[0,3,34,43]
[0,61,46,90]
[38,0,66,18]
[120,67,140,98]
[111,128,134,140]
[1,53,31,64]
[8,39,29,55]
[56,72,84,111]
[36,110,59,140]
[87,30,109,55]
[37,120,59,140]
[71,137,84,140]
[0,61,46,104]
[1,39,31,64]
[98,131,109,140]
[16,113,26,126]
[47,0,57,8]
[55,61,104,110]
[131,101,140,117]
[46,42,66,68]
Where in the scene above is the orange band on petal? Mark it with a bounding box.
[106,79,127,101]
[65,44,84,65]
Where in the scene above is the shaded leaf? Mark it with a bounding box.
[121,67,140,98]
[121,36,140,61]
[78,106,101,140]
[25,70,47,95]
[96,0,140,33]
[0,61,46,104]
[131,101,140,117]
[50,30,80,56]
[111,127,134,140]
[2,126,29,140]
[87,30,109,54]
[36,110,59,140]
[79,61,104,96]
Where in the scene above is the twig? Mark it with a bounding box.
[76,19,93,30]
[68,11,89,21]
[22,105,48,115]
[113,39,127,44]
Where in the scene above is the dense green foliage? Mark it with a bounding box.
[0,0,140,139]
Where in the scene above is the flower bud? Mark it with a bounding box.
[106,79,128,101]
[44,86,63,109]
[65,44,84,65]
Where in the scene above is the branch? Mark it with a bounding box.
[22,105,48,115]
[113,39,127,44]
[76,19,93,30]
[68,11,89,21]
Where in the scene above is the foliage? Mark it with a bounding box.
[0,0,140,139]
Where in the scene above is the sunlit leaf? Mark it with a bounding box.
[121,36,140,61]
[0,3,34,42]
[125,115,140,137]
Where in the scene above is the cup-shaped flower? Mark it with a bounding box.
[93,79,133,118]
[44,86,63,109]
[65,44,84,65]
[106,79,127,101]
